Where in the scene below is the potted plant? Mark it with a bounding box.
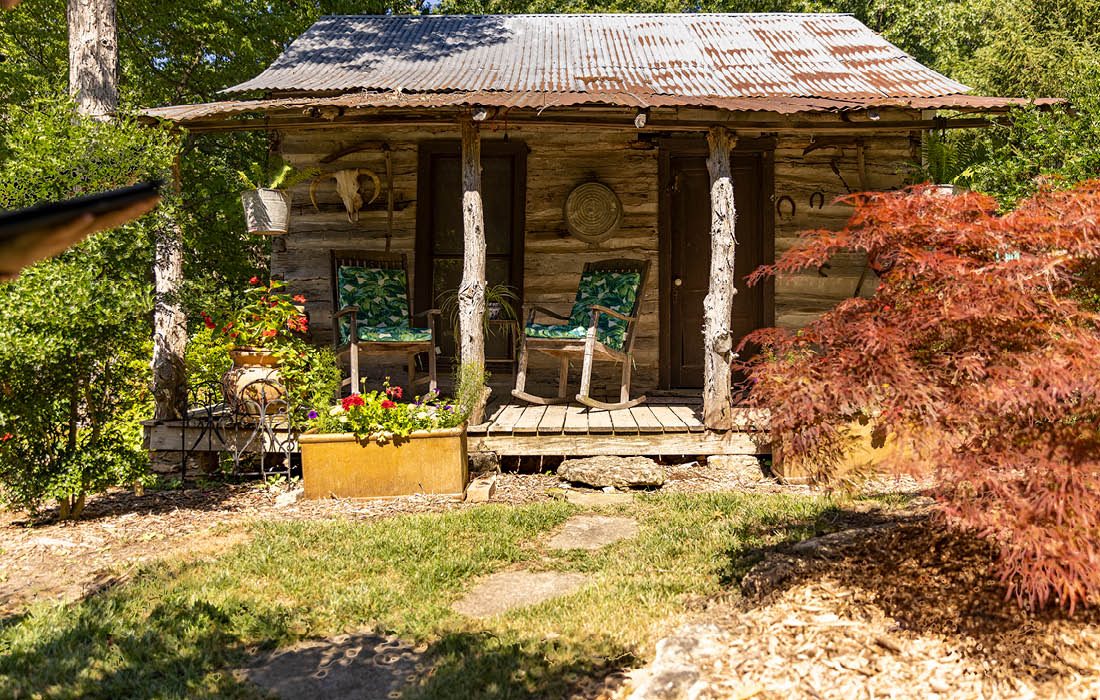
[206,276,311,413]
[440,282,518,335]
[237,159,317,235]
[300,380,472,499]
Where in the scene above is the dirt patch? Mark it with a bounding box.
[620,514,1100,699]
[239,630,430,700]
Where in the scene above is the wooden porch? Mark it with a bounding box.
[469,395,769,457]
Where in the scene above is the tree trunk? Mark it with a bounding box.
[459,117,488,424]
[67,0,118,119]
[702,127,738,429]
[150,158,189,474]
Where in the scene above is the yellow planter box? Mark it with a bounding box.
[300,428,468,499]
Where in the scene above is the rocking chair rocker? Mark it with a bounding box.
[331,251,439,396]
[512,258,649,410]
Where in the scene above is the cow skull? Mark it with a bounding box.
[310,168,381,223]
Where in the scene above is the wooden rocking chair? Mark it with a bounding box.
[331,251,439,396]
[512,258,649,410]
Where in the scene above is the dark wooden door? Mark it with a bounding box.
[416,142,526,363]
[666,151,768,389]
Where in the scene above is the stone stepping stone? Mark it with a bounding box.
[564,490,633,507]
[547,514,639,551]
[238,631,428,700]
[452,570,588,618]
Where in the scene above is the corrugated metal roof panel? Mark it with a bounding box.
[223,13,971,99]
[142,91,1061,125]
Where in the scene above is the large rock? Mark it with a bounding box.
[558,455,665,489]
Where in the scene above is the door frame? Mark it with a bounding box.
[414,139,529,322]
[657,135,776,390]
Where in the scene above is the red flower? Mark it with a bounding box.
[0,433,12,442]
[293,295,307,304]
[249,276,260,285]
[342,394,365,411]
[385,386,403,400]
[381,399,396,410]
[262,329,277,338]
[203,314,215,330]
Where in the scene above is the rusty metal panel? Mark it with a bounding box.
[222,14,971,99]
[141,92,1060,125]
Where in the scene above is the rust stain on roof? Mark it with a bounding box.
[223,13,970,99]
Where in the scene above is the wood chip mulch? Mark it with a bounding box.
[618,513,1100,700]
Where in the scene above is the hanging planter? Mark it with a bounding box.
[236,160,317,236]
[241,188,292,235]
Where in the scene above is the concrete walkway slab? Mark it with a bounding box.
[452,570,588,618]
[547,514,639,551]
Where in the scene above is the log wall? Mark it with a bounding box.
[274,116,917,394]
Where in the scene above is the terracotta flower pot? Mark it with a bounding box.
[222,348,286,415]
[299,428,468,499]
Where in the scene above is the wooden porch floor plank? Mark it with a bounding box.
[538,405,568,434]
[562,404,590,434]
[512,406,546,434]
[470,399,510,434]
[487,404,526,434]
[648,405,688,432]
[608,408,639,433]
[586,408,614,434]
[630,406,666,433]
[670,405,706,432]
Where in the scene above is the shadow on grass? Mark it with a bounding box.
[409,630,635,700]
[0,583,288,699]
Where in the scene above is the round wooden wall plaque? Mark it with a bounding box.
[564,181,622,244]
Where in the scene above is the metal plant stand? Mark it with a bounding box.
[174,379,301,482]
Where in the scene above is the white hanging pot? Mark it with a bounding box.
[241,188,292,235]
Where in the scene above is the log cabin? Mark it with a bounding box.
[143,13,1046,468]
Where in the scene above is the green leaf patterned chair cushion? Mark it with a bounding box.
[336,266,431,344]
[525,270,640,351]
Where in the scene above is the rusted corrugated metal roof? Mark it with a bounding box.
[143,90,1057,124]
[224,14,969,99]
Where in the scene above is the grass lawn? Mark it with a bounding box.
[0,492,874,699]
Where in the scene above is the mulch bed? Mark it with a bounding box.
[618,510,1100,699]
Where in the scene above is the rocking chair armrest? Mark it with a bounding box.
[587,304,636,324]
[410,308,442,319]
[527,305,570,322]
[332,305,361,320]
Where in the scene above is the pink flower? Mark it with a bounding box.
[249,276,260,285]
[293,295,306,304]
[0,433,12,442]
[262,329,277,338]
[385,386,403,400]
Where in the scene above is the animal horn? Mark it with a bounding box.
[309,174,328,213]
[358,169,382,206]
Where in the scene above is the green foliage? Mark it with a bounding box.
[0,98,177,516]
[277,341,341,424]
[918,131,982,185]
[235,159,317,191]
[963,91,1100,206]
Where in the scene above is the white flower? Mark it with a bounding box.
[416,411,429,421]
[338,415,348,423]
[329,405,345,416]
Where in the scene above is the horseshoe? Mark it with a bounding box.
[776,195,796,221]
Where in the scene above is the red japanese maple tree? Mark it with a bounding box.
[740,182,1100,611]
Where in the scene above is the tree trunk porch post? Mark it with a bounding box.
[702,127,738,430]
[459,115,489,424]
